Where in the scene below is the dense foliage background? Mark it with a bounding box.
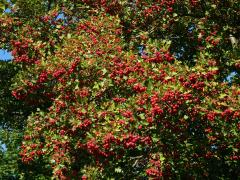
[0,0,239,179]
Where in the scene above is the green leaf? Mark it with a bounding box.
[160,153,165,162]
[139,113,145,120]
[93,83,100,90]
[67,33,72,39]
[114,167,122,173]
[0,3,5,11]
[102,68,107,75]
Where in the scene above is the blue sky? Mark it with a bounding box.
[0,49,13,61]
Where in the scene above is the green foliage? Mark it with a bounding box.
[0,61,24,129]
[0,0,8,14]
[0,129,21,179]
[14,0,48,17]
[0,0,239,179]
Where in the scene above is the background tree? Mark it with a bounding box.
[0,0,239,179]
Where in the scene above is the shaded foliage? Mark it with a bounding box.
[0,0,239,179]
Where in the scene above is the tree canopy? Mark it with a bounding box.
[0,0,239,179]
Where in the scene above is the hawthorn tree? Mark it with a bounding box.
[0,0,239,179]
